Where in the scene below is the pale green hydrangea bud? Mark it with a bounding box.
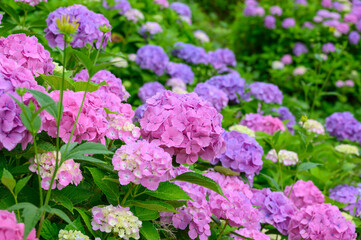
[58,229,90,240]
[301,119,325,135]
[335,144,359,156]
[229,125,256,138]
[278,150,298,166]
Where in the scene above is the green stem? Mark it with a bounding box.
[22,10,27,28]
[32,134,44,207]
[121,184,135,206]
[216,219,229,240]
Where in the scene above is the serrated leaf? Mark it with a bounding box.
[73,81,101,92]
[140,221,160,240]
[53,192,74,214]
[14,175,32,195]
[44,206,75,228]
[0,2,20,24]
[260,173,280,191]
[125,200,177,213]
[134,207,160,221]
[64,217,86,234]
[27,89,61,119]
[64,142,112,161]
[36,74,74,91]
[40,219,59,240]
[144,182,192,201]
[297,162,322,172]
[1,169,16,194]
[74,208,96,238]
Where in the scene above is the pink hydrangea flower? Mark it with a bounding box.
[0,34,54,76]
[0,210,38,240]
[284,180,325,209]
[29,151,83,190]
[154,0,169,8]
[240,113,285,135]
[112,140,174,190]
[14,0,47,6]
[139,90,226,165]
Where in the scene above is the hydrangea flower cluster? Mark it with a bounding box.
[293,42,308,56]
[133,104,147,123]
[166,78,187,94]
[301,119,325,134]
[45,5,111,49]
[172,42,208,65]
[322,42,336,53]
[243,0,265,16]
[58,230,89,240]
[29,151,83,190]
[74,69,130,102]
[0,34,54,76]
[135,45,169,76]
[138,82,165,103]
[103,0,131,14]
[274,107,296,134]
[240,113,285,135]
[252,188,297,235]
[293,66,307,76]
[284,180,325,209]
[281,54,292,64]
[288,203,357,240]
[194,30,210,43]
[205,74,246,103]
[0,210,37,240]
[329,184,361,217]
[232,229,270,240]
[166,62,194,84]
[14,0,47,6]
[325,112,361,142]
[139,90,226,165]
[229,124,256,137]
[124,9,144,23]
[91,205,141,239]
[194,83,228,112]
[170,2,192,18]
[249,82,283,104]
[112,140,174,190]
[211,131,264,183]
[278,150,299,166]
[204,171,261,229]
[282,18,296,28]
[154,0,169,8]
[265,15,276,29]
[335,144,359,155]
[140,22,163,37]
[207,48,236,71]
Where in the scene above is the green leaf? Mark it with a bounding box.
[74,51,93,72]
[64,217,86,234]
[40,219,59,240]
[171,172,225,197]
[297,162,322,172]
[74,208,96,238]
[140,221,160,240]
[20,111,33,132]
[325,196,348,209]
[125,200,177,213]
[88,167,120,205]
[134,207,160,221]
[70,155,105,164]
[145,182,192,201]
[53,192,74,214]
[90,62,114,78]
[260,173,281,191]
[44,206,75,228]
[14,175,32,196]
[0,2,20,24]
[73,81,101,92]
[27,89,62,119]
[60,142,78,157]
[272,130,281,145]
[64,142,113,161]
[1,169,16,194]
[36,74,74,91]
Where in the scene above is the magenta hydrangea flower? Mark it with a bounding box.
[14,0,47,6]
[249,82,283,104]
[232,229,270,240]
[74,69,129,102]
[194,83,228,112]
[281,54,292,64]
[274,107,296,134]
[139,22,163,37]
[29,151,83,190]
[240,113,285,135]
[322,42,335,54]
[284,180,325,209]
[204,171,261,229]
[293,42,308,56]
[329,184,361,216]
[270,6,282,16]
[139,90,226,165]
[166,62,194,84]
[102,0,131,14]
[205,73,246,103]
[112,140,174,190]
[252,188,297,235]
[211,131,264,183]
[0,34,54,76]
[135,45,169,76]
[170,2,192,18]
[208,48,237,71]
[325,112,361,142]
[282,18,296,28]
[172,42,208,65]
[265,15,276,29]
[288,203,357,240]
[138,82,165,103]
[45,4,111,49]
[0,210,38,240]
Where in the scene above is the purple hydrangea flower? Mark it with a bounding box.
[135,45,169,76]
[293,42,308,56]
[166,62,194,84]
[102,0,131,14]
[194,83,228,112]
[0,14,2,24]
[249,82,283,104]
[330,184,361,216]
[45,4,111,49]
[264,15,276,29]
[349,31,360,45]
[133,104,147,123]
[139,22,163,37]
[325,112,361,142]
[281,54,292,64]
[295,0,307,5]
[205,74,245,104]
[172,42,208,65]
[322,42,335,54]
[208,48,236,71]
[211,131,264,184]
[170,2,191,18]
[270,6,282,16]
[274,107,296,134]
[138,82,165,103]
[282,18,295,28]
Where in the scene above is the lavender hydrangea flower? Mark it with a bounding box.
[0,14,2,24]
[282,18,295,28]
[45,5,111,50]
[172,42,208,65]
[138,82,165,103]
[170,2,191,18]
[102,0,131,14]
[140,22,163,37]
[133,104,147,123]
[265,15,276,29]
[205,74,245,104]
[322,42,335,53]
[270,6,282,16]
[274,107,296,134]
[135,45,169,76]
[249,82,283,104]
[293,42,308,56]
[208,48,236,71]
[166,62,194,84]
[349,31,360,45]
[194,83,228,112]
[329,184,361,217]
[211,131,264,184]
[325,112,361,142]
[124,9,144,23]
[193,30,210,43]
[14,0,47,6]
